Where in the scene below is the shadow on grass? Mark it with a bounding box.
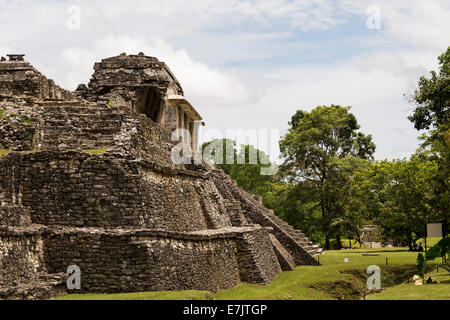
[310,264,419,300]
[356,250,409,253]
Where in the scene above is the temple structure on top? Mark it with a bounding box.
[75,52,203,152]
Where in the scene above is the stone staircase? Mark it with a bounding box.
[268,234,296,271]
[266,212,323,257]
[236,186,323,259]
[210,169,322,267]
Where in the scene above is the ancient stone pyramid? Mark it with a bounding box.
[0,53,321,299]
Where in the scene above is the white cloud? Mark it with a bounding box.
[341,0,450,50]
[86,0,350,32]
[60,36,253,106]
[201,57,423,161]
[352,51,429,82]
[0,0,449,162]
[0,45,12,56]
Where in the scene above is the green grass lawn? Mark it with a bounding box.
[367,264,450,300]
[416,237,442,247]
[338,237,443,249]
[53,247,449,301]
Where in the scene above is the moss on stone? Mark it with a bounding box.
[82,148,108,155]
[0,109,33,124]
[0,149,41,157]
[0,149,12,157]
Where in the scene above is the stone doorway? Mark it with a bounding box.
[134,87,164,123]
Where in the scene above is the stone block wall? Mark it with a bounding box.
[0,231,44,286]
[1,151,145,228]
[0,151,233,232]
[0,116,35,151]
[0,101,184,164]
[0,207,31,227]
[36,104,125,151]
[0,102,128,153]
[135,114,179,164]
[43,228,241,293]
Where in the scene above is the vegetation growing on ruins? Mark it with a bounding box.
[0,149,11,157]
[0,149,41,157]
[0,108,33,124]
[82,148,108,155]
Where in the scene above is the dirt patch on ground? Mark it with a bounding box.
[309,265,424,300]
[309,279,362,300]
[342,265,435,287]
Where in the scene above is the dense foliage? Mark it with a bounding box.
[204,48,449,250]
[201,139,275,196]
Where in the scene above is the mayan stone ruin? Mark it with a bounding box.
[0,53,321,300]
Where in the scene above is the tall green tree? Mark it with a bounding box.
[279,105,375,249]
[201,139,274,196]
[408,46,449,130]
[408,47,450,235]
[201,138,237,175]
[232,144,274,196]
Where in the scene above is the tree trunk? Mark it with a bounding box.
[336,234,342,250]
[408,232,413,251]
[349,238,352,248]
[325,234,331,250]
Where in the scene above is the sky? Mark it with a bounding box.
[1,0,449,161]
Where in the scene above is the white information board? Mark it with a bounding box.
[427,223,443,238]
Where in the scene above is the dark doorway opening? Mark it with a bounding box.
[134,87,163,122]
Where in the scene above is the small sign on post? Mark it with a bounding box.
[425,223,443,252]
[427,223,443,238]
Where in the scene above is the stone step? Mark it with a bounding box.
[0,273,67,300]
[259,211,323,259]
[268,234,296,271]
[308,248,323,257]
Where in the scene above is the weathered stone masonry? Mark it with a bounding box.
[0,53,321,299]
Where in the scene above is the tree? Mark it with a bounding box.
[408,46,449,130]
[263,181,324,245]
[279,105,376,249]
[201,138,237,175]
[408,47,450,236]
[201,139,274,196]
[353,157,440,250]
[231,144,274,196]
[415,135,449,233]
